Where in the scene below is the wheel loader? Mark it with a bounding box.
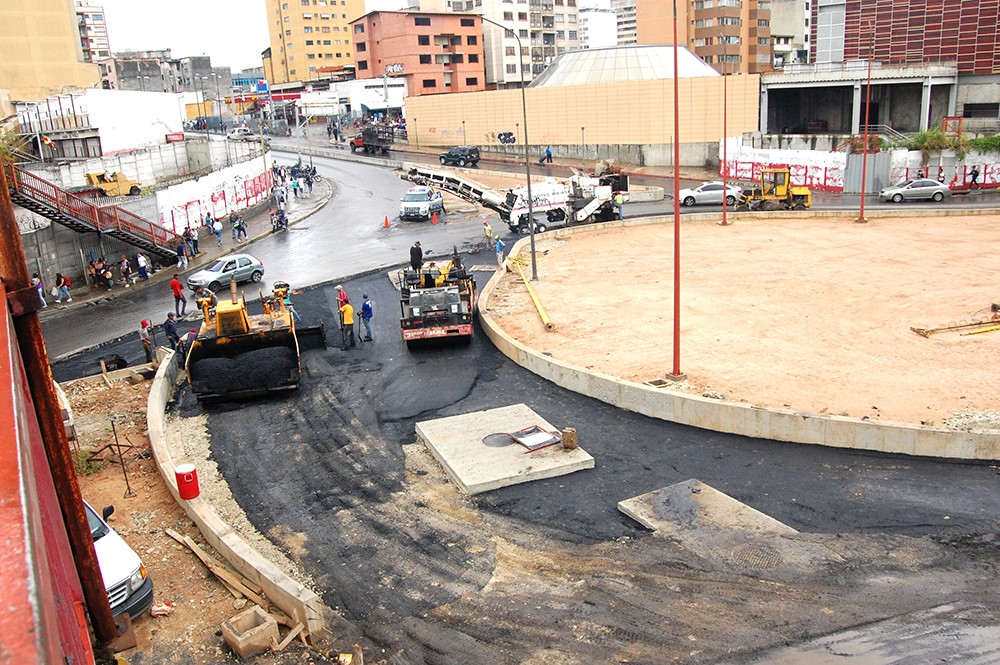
[734,168,812,211]
[184,279,325,400]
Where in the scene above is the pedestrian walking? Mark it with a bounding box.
[204,211,213,230]
[170,273,187,316]
[495,237,506,269]
[306,175,313,194]
[213,218,224,246]
[327,124,333,140]
[137,252,149,281]
[119,254,134,286]
[545,146,553,163]
[176,241,188,270]
[229,211,239,240]
[31,273,47,309]
[292,179,299,198]
[54,273,72,303]
[937,166,945,183]
[410,241,423,272]
[339,298,356,350]
[359,293,374,341]
[613,191,624,220]
[164,312,180,350]
[970,166,980,189]
[139,319,154,363]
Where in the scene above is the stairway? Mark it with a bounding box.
[3,162,179,259]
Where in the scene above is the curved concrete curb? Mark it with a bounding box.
[478,213,1000,461]
[146,351,329,639]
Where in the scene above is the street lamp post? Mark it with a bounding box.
[462,119,466,145]
[857,21,874,224]
[481,15,537,279]
[719,33,729,226]
[213,73,224,134]
[413,117,418,147]
[669,0,683,379]
[581,126,585,153]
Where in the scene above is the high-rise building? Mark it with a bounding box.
[418,0,580,88]
[350,11,486,96]
[610,0,637,45]
[0,0,100,105]
[812,0,1000,75]
[579,3,618,50]
[769,0,809,69]
[264,0,367,84]
[74,2,111,63]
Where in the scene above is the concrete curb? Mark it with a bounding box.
[477,212,1000,462]
[146,351,330,639]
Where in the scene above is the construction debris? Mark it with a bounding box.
[165,528,268,608]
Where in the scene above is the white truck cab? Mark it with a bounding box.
[85,501,154,619]
[399,185,445,221]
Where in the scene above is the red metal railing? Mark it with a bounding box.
[3,162,179,253]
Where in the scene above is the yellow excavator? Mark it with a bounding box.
[734,168,812,211]
[184,279,325,400]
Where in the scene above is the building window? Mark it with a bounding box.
[518,12,527,19]
[469,53,479,62]
[358,60,368,69]
[461,18,475,26]
[357,42,366,51]
[506,64,517,73]
[420,54,431,63]
[504,11,513,19]
[467,35,477,45]
[324,39,331,45]
[308,53,316,59]
[322,26,330,32]
[557,30,564,38]
[568,30,576,39]
[505,46,516,55]
[304,27,313,33]
[354,23,364,33]
[719,16,741,26]
[418,35,430,45]
[422,79,437,87]
[758,19,770,27]
[303,13,312,18]
[306,40,314,45]
[466,77,478,85]
[414,16,431,26]
[519,29,527,37]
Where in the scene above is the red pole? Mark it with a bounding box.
[670,0,683,379]
[857,22,873,224]
[721,34,729,226]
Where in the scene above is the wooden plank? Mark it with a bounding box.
[165,529,267,605]
[268,623,304,652]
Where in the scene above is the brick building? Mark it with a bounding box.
[350,11,486,96]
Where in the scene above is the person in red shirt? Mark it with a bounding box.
[170,274,187,317]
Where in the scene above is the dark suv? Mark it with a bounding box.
[439,145,480,167]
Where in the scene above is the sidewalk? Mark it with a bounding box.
[39,176,333,322]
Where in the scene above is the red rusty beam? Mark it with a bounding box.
[0,162,117,643]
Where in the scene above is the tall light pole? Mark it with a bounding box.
[719,33,730,226]
[462,119,467,145]
[857,21,874,224]
[581,125,585,151]
[669,0,683,379]
[212,73,224,133]
[481,15,537,279]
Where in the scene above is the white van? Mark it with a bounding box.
[85,501,154,619]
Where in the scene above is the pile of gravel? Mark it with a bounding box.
[943,410,1000,432]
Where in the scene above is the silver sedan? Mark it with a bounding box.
[879,179,952,203]
[186,254,264,292]
[678,181,743,206]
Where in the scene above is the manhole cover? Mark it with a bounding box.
[729,543,783,570]
[482,433,515,447]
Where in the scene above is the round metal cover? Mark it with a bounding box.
[483,433,515,448]
[729,543,783,570]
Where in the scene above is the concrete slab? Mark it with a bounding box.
[618,479,798,536]
[618,480,844,573]
[416,403,594,495]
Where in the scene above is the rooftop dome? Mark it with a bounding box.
[529,44,720,88]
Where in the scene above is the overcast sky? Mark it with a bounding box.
[95,0,407,72]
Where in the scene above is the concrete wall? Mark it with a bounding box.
[146,351,330,640]
[478,213,1000,461]
[478,141,717,168]
[404,74,761,157]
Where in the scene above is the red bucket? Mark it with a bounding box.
[175,463,200,500]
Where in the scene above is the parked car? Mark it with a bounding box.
[226,127,256,141]
[85,501,154,619]
[399,185,446,221]
[439,145,480,167]
[677,181,743,206]
[879,178,952,203]
[186,253,264,292]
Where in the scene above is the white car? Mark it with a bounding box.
[226,127,256,141]
[678,181,743,206]
[399,186,445,221]
[85,501,154,619]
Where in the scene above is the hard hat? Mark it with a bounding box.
[190,328,197,333]
[362,293,368,298]
[141,319,149,327]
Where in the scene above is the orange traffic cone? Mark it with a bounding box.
[383,215,389,228]
[432,211,438,225]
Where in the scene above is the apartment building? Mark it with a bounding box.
[813,0,1000,75]
[264,0,366,84]
[610,0,637,45]
[419,0,581,88]
[350,11,486,96]
[74,2,111,63]
[579,1,618,50]
[769,0,809,68]
[0,0,100,105]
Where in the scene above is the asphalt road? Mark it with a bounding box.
[50,151,1000,663]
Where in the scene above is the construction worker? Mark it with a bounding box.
[359,293,374,341]
[339,298,356,350]
[613,191,624,220]
[495,237,506,270]
[483,220,493,249]
[139,320,154,363]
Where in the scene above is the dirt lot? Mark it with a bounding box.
[487,212,1000,429]
[66,377,341,664]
